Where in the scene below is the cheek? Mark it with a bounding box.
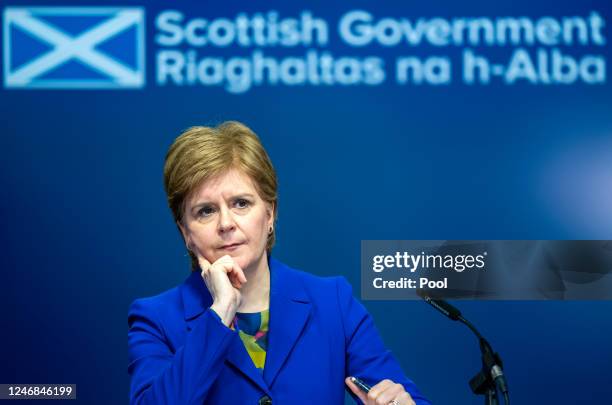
[241,215,269,247]
[254,214,270,237]
[199,241,224,263]
[191,227,216,249]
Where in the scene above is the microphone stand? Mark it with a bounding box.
[461,317,504,405]
[417,292,509,405]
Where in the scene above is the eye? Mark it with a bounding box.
[197,205,216,218]
[234,198,251,209]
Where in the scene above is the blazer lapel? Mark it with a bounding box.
[263,258,312,388]
[181,271,212,326]
[180,271,270,395]
[225,334,269,392]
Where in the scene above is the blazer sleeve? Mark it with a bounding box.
[127,299,234,405]
[336,277,432,405]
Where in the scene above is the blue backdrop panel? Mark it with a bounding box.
[1,0,611,404]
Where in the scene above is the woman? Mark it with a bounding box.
[128,122,430,405]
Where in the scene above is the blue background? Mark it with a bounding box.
[2,0,612,403]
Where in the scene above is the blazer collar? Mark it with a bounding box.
[181,267,213,320]
[178,257,312,390]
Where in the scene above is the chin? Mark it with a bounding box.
[235,251,265,272]
[214,248,263,271]
[228,252,251,270]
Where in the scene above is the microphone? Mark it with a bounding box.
[417,290,509,405]
[416,289,462,321]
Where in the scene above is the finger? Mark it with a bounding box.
[345,377,368,404]
[374,383,404,405]
[224,264,246,288]
[367,379,394,404]
[224,260,247,285]
[215,257,247,287]
[397,391,416,405]
[199,260,212,282]
[195,251,211,271]
[228,271,244,289]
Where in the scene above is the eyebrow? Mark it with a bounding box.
[191,193,256,211]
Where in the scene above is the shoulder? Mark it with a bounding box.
[271,258,355,304]
[272,259,366,343]
[128,283,183,324]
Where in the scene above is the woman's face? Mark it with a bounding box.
[179,168,274,272]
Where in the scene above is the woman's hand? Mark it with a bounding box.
[197,253,247,326]
[345,377,415,405]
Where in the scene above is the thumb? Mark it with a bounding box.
[345,377,368,404]
[195,251,211,272]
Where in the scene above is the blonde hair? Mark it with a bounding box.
[163,121,278,270]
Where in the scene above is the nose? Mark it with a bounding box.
[217,205,236,234]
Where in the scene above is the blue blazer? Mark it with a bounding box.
[128,258,430,404]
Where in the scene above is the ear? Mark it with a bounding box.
[265,202,275,229]
[177,221,191,247]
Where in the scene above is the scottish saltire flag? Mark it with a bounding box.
[3,7,145,89]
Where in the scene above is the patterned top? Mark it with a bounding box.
[230,309,269,371]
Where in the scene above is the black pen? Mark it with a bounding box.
[350,376,371,393]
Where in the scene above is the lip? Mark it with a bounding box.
[219,243,244,251]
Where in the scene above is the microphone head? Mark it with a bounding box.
[417,289,462,321]
[416,288,443,301]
